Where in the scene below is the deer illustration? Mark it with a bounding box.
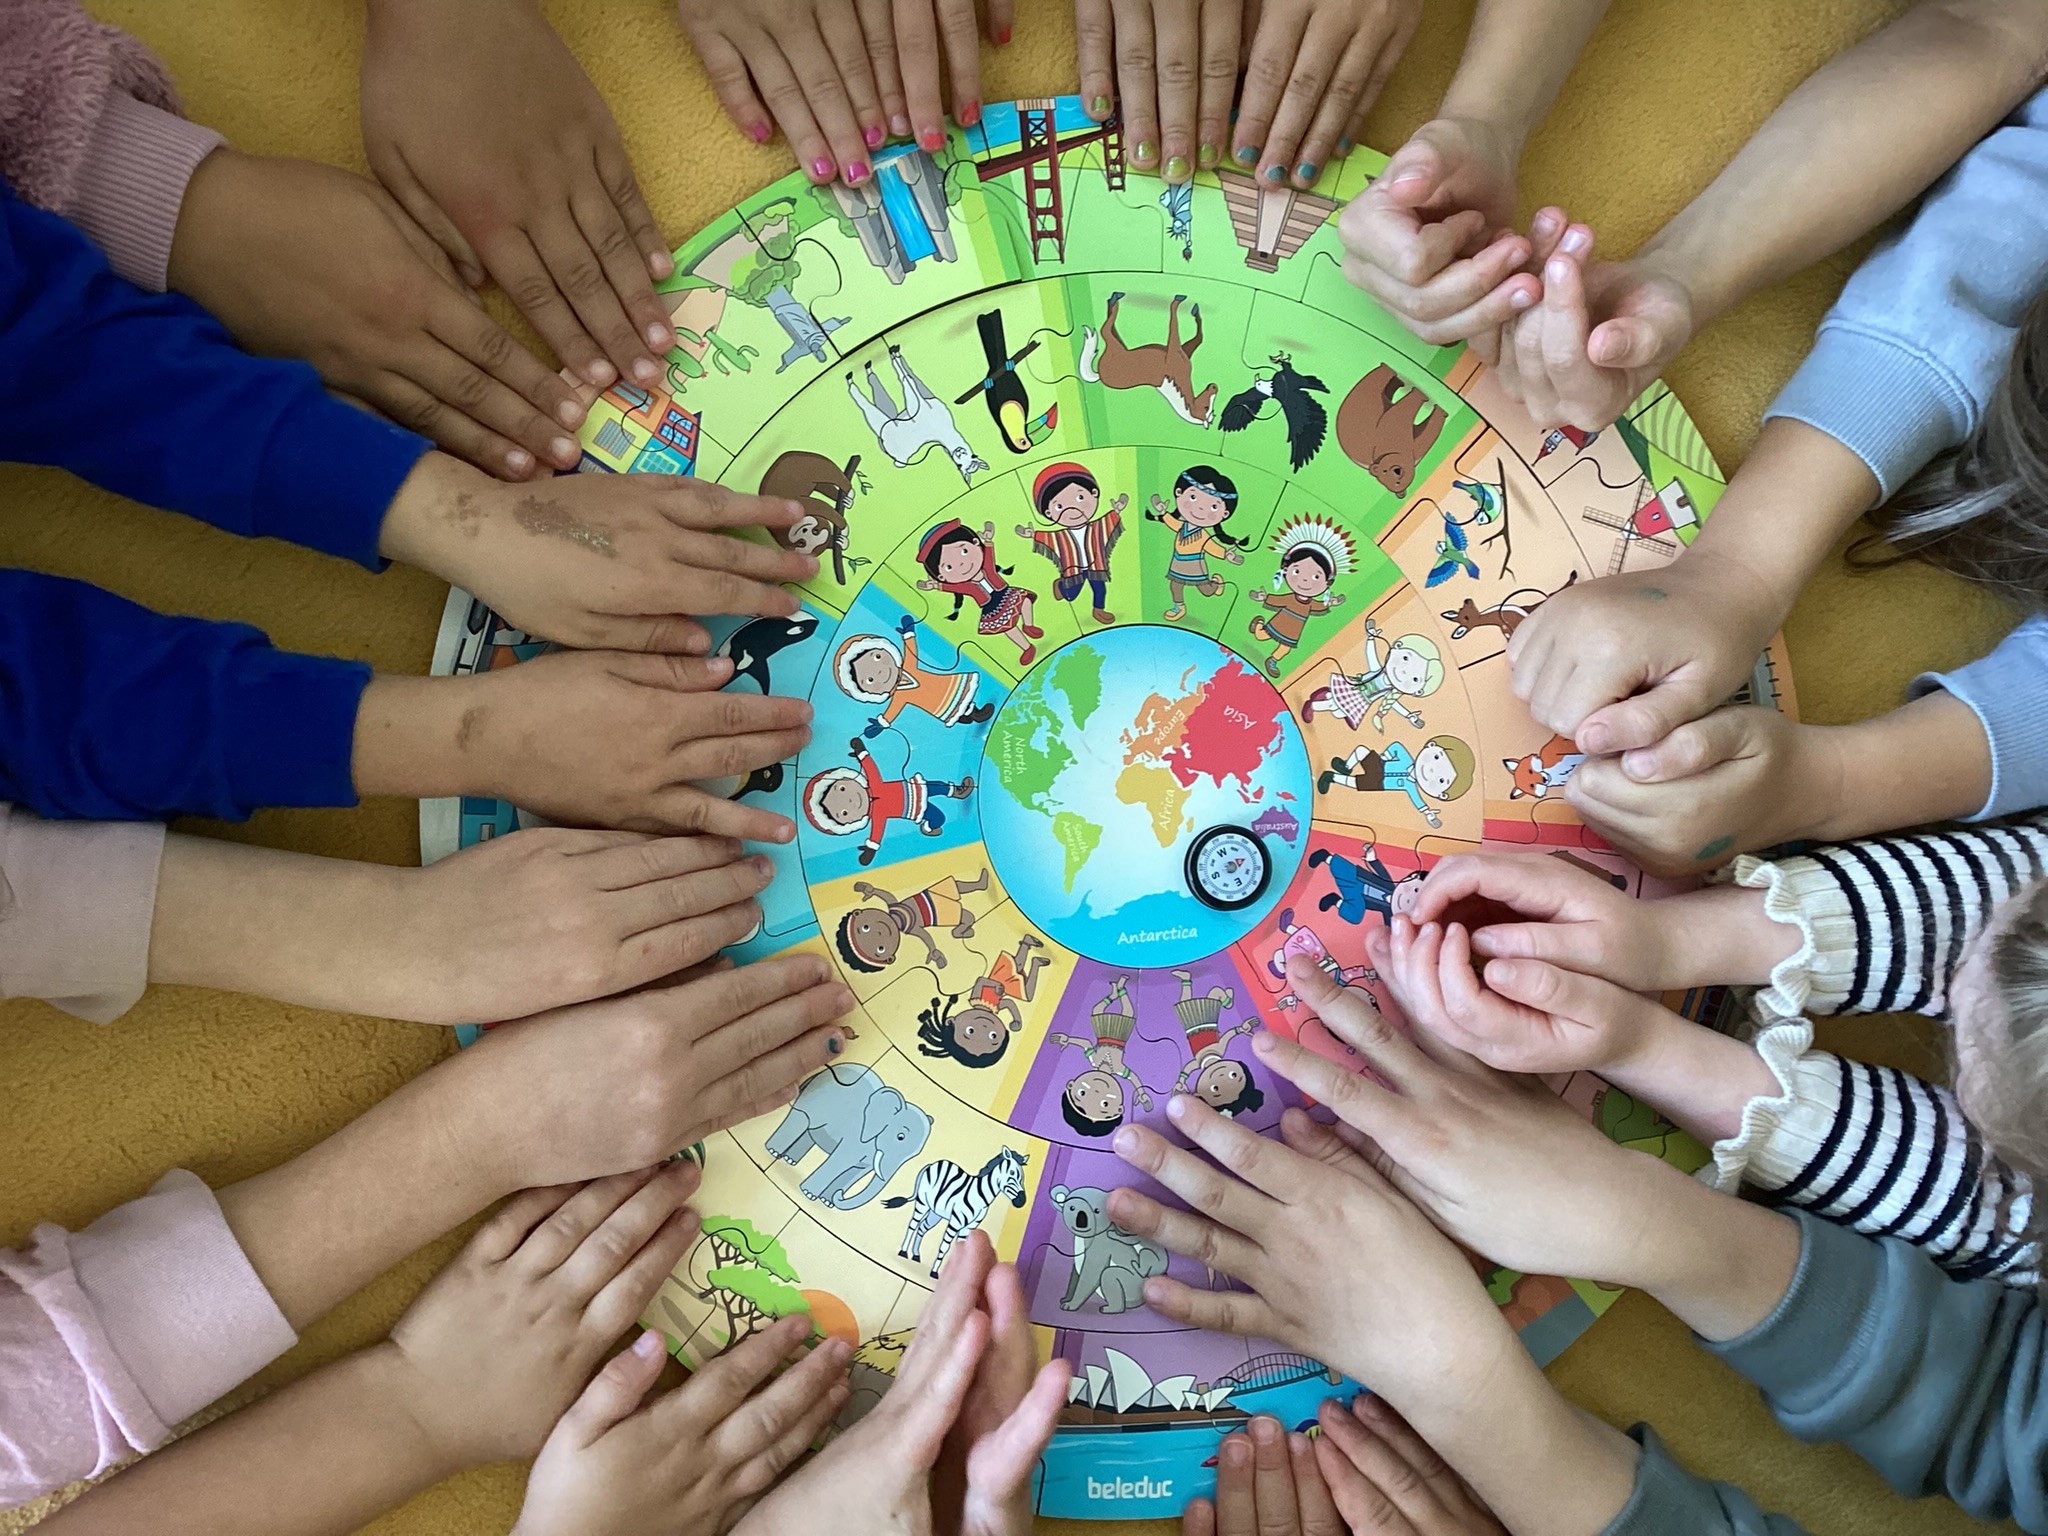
[1442,574,1579,641]
[1336,363,1448,496]
[1079,291,1218,427]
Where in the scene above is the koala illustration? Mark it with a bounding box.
[1049,1184,1168,1314]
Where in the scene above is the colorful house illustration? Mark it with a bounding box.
[583,379,702,475]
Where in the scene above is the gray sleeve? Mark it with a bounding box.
[1599,1425,1812,1536]
[1711,1213,2048,1529]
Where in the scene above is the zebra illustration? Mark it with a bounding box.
[885,1146,1031,1276]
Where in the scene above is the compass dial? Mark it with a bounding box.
[1185,826,1272,911]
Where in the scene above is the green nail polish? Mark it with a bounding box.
[1235,143,1260,166]
[1165,155,1190,180]
[1136,140,1156,163]
[1091,95,1111,116]
[1197,143,1218,170]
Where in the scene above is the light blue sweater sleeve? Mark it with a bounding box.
[1910,614,2048,820]
[1763,88,2048,499]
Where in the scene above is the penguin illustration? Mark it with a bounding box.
[954,310,1059,454]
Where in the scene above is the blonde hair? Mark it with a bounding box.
[1950,880,2048,1299]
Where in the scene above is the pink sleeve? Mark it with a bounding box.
[0,803,165,1024]
[0,1170,296,1504]
[0,0,223,291]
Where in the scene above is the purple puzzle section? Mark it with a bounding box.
[1010,958,1300,1150]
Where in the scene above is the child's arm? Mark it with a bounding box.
[34,1167,712,1536]
[1493,2,2048,436]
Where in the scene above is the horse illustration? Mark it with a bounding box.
[1080,291,1217,427]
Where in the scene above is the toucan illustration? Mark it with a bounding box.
[955,310,1058,453]
[1220,353,1329,472]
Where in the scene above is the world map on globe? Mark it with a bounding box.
[979,627,1313,968]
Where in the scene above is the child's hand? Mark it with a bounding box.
[1505,552,1779,757]
[384,1164,705,1467]
[1566,706,1837,875]
[513,1313,851,1536]
[1407,850,1683,994]
[678,0,998,183]
[1183,1416,1348,1536]
[1252,949,1689,1292]
[396,830,775,1024]
[1488,247,1695,434]
[1313,1398,1506,1536]
[379,456,815,655]
[360,0,675,392]
[443,952,855,1188]
[354,651,812,841]
[1231,0,1421,189]
[1337,119,1532,351]
[168,153,586,482]
[1107,1097,1516,1414]
[739,1233,1066,1536]
[1360,917,1673,1077]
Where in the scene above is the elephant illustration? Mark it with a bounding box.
[764,1063,933,1210]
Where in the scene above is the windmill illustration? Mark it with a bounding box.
[973,101,1126,262]
[1581,478,1696,573]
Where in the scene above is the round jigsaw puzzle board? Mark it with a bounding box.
[423,99,1794,1521]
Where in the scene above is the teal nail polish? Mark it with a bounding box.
[1263,163,1287,183]
[1297,161,1318,182]
[1235,143,1260,166]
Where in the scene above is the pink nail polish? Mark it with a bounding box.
[847,161,870,183]
[919,127,945,152]
[746,120,771,145]
[811,157,835,181]
[994,24,1011,44]
[958,100,981,127]
[864,123,884,148]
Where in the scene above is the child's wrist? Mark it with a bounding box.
[1637,1177,1802,1342]
[376,451,496,582]
[352,674,482,801]
[355,1340,485,1482]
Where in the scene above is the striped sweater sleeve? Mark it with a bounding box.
[1729,811,2048,1020]
[1703,1021,2037,1287]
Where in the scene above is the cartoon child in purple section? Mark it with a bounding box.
[913,935,1048,1068]
[1048,975,1157,1137]
[1266,910,1375,1011]
[1307,841,1426,925]
[1169,969,1263,1116]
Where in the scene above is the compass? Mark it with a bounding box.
[1184,824,1272,912]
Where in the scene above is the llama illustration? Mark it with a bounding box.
[848,345,988,484]
[1079,291,1217,427]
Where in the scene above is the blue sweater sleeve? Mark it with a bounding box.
[1710,1213,2048,1532]
[0,571,368,822]
[0,185,429,568]
[1909,614,2048,820]
[1763,87,2048,499]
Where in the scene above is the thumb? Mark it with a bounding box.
[1380,135,1444,204]
[556,1330,668,1447]
[1576,672,1722,755]
[1587,315,1670,371]
[1618,707,1756,783]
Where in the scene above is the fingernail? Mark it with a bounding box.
[1113,1126,1138,1157]
[864,123,885,148]
[1561,227,1591,256]
[994,24,1011,44]
[1297,161,1318,183]
[1167,1094,1189,1120]
[1510,287,1536,311]
[1235,143,1259,166]
[751,855,776,880]
[506,448,534,474]
[1251,1416,1280,1443]
[890,113,911,138]
[747,121,772,145]
[1534,209,1560,235]
[1091,96,1111,118]
[1263,164,1287,183]
[550,435,579,464]
[1165,154,1190,181]
[1223,1434,1251,1465]
[811,157,835,182]
[633,357,660,384]
[648,250,674,280]
[586,359,617,387]
[1135,140,1156,165]
[646,321,674,350]
[633,1329,665,1358]
[1337,136,1354,155]
[555,396,585,427]
[1197,143,1218,169]
[1546,258,1569,284]
[957,100,981,127]
[847,161,870,184]
[704,654,734,676]
[919,127,945,152]
[827,1035,844,1055]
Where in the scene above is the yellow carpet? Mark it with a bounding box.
[0,0,2024,1531]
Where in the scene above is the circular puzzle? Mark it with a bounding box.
[424,98,1794,1520]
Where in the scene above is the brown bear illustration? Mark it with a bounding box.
[1336,363,1447,497]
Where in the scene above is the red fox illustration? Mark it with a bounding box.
[1505,733,1585,799]
[1079,291,1218,427]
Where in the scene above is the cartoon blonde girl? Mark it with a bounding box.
[1146,465,1247,620]
[1301,619,1445,733]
